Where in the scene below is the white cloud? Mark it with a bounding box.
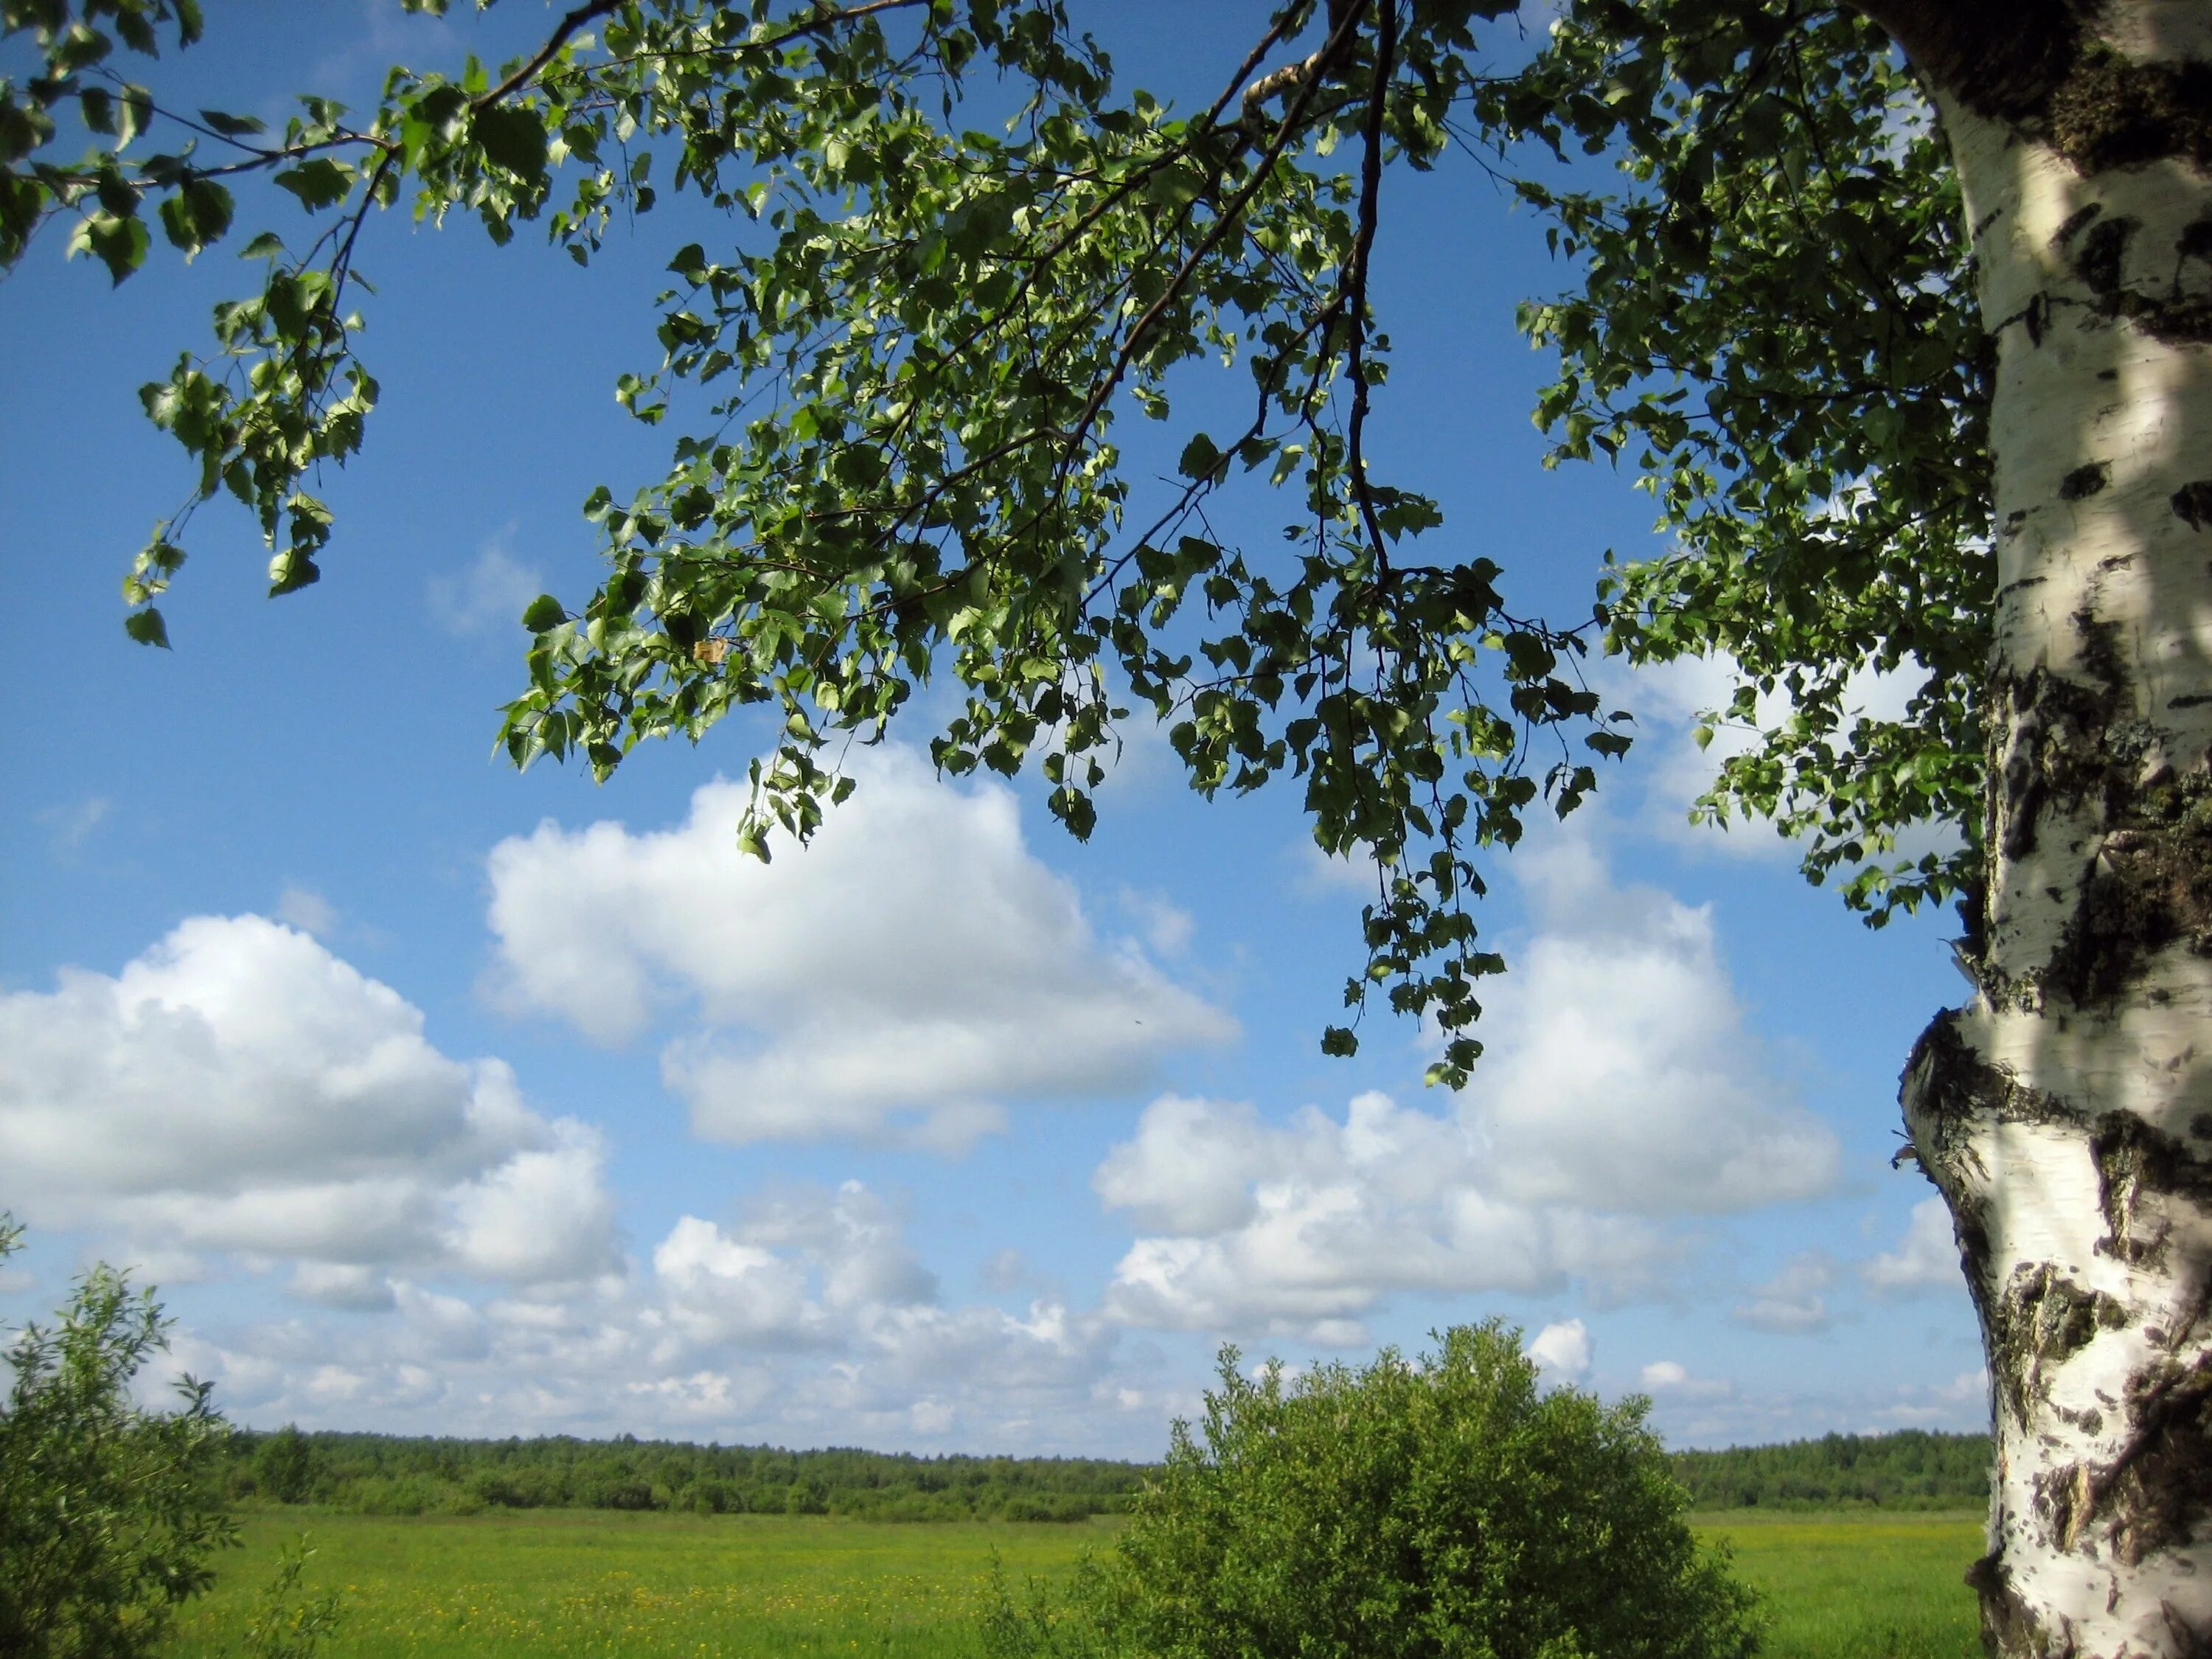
[1638,1358,1736,1403]
[37,796,109,858]
[1528,1318,1591,1381]
[1875,1366,1991,1427]
[428,534,542,637]
[289,1262,396,1311]
[1097,1090,1672,1340]
[150,1178,1133,1454]
[1119,888,1195,957]
[274,884,338,938]
[1093,843,1837,1340]
[1863,1197,1961,1294]
[0,915,616,1289]
[1730,1251,1837,1334]
[486,747,1234,1150]
[1469,837,1840,1215]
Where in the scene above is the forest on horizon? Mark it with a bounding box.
[217,1425,1994,1521]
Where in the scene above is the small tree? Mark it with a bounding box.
[984,1321,1759,1659]
[0,1216,237,1659]
[251,1425,316,1506]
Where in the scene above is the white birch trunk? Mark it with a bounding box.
[1899,7,2212,1654]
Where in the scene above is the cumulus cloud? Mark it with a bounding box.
[1468,837,1840,1214]
[1863,1197,1961,1294]
[0,915,616,1290]
[152,1178,1130,1453]
[1097,1091,1672,1340]
[1528,1319,1592,1381]
[1730,1251,1837,1334]
[485,746,1233,1150]
[1093,839,1837,1340]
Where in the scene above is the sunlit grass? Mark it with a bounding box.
[165,1509,1104,1658]
[164,1506,1985,1658]
[1699,1512,1985,1659]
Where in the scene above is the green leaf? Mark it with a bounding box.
[1177,432,1222,481]
[123,608,170,648]
[271,159,352,212]
[472,103,549,183]
[197,108,266,138]
[74,212,150,285]
[521,594,566,632]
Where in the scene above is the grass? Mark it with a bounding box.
[164,1507,1985,1658]
[1700,1512,1985,1659]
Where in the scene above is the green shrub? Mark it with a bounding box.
[0,1217,236,1658]
[223,1535,344,1659]
[984,1321,1761,1659]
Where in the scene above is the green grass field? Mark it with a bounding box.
[1697,1512,1984,1659]
[164,1508,1984,1658]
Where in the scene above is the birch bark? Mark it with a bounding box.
[1886,4,2212,1653]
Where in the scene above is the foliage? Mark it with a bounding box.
[0,0,1986,1079]
[981,1322,1761,1659]
[1671,1430,1992,1514]
[0,1214,237,1659]
[216,1426,1145,1520]
[1514,0,1988,927]
[221,1534,343,1659]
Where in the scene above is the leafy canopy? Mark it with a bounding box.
[1,0,1986,1073]
[979,1321,1762,1659]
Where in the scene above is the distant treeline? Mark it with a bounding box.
[220,1427,1147,1521]
[1670,1430,1992,1512]
[218,1425,1992,1520]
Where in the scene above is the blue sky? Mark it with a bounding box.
[0,1,1983,1455]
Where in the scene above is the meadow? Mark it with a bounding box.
[163,1508,1984,1659]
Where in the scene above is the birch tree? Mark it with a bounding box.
[4,1,2208,1650]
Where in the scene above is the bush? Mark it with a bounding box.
[0,1217,236,1658]
[983,1321,1760,1659]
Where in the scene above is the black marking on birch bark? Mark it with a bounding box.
[1997,1264,2129,1425]
[2060,462,2111,501]
[2174,481,2212,534]
[2054,202,2105,250]
[1959,879,1989,966]
[1991,664,2119,867]
[2076,218,2135,305]
[2048,770,2212,1005]
[1905,1010,2081,1139]
[2093,1113,2212,1268]
[2086,1350,2212,1568]
[1966,1546,2079,1659]
[2062,211,2212,344]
